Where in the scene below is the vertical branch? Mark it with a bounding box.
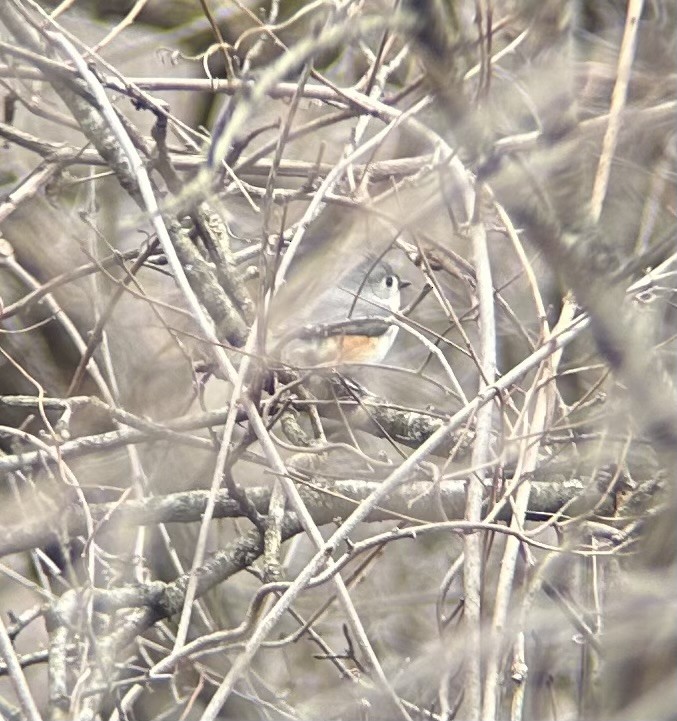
[510,632,528,721]
[590,0,645,222]
[482,293,576,718]
[462,194,497,718]
[0,614,42,721]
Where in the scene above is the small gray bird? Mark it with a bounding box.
[271,260,409,366]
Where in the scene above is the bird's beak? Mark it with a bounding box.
[398,279,411,290]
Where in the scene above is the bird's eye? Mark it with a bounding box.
[385,275,394,288]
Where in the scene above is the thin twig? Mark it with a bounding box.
[590,0,645,222]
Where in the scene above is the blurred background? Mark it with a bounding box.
[0,1,675,719]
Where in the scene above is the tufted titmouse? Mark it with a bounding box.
[271,260,409,367]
